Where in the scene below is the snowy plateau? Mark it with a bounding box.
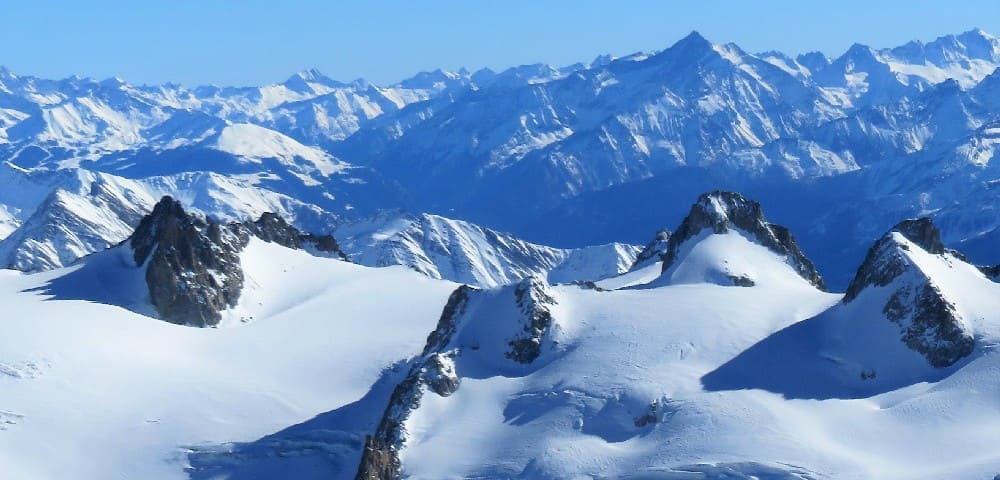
[0,29,999,480]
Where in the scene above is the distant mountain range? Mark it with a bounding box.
[2,29,1000,288]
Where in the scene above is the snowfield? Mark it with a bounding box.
[0,239,456,479]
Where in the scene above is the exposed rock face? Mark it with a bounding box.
[130,196,347,327]
[354,287,471,480]
[242,212,348,260]
[661,191,826,289]
[845,218,947,301]
[892,217,946,254]
[629,228,670,271]
[844,218,975,367]
[355,278,560,479]
[505,277,558,364]
[883,283,974,367]
[979,264,1000,280]
[131,197,246,327]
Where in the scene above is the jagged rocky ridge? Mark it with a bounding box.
[659,191,825,289]
[356,277,559,479]
[130,196,346,327]
[843,218,975,367]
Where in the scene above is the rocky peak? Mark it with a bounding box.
[845,218,946,301]
[355,276,559,479]
[629,228,670,271]
[661,191,826,289]
[893,218,945,254]
[129,196,347,327]
[130,196,246,327]
[843,217,975,368]
[240,211,346,259]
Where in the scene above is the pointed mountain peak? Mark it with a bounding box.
[959,27,996,41]
[128,197,344,327]
[284,68,345,90]
[840,42,880,62]
[893,218,945,254]
[842,217,976,367]
[676,30,712,48]
[290,68,327,82]
[657,191,825,289]
[844,217,950,302]
[652,30,716,65]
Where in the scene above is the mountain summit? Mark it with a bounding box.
[655,191,825,289]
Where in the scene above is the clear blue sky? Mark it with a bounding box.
[3,0,1000,86]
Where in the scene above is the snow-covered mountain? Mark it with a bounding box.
[335,210,639,288]
[0,162,339,271]
[2,29,1000,290]
[2,190,999,479]
[2,26,1000,479]
[186,193,1000,479]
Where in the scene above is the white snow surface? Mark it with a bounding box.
[335,211,640,287]
[0,239,457,479]
[392,231,1000,480]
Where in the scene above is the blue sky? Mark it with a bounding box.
[2,0,1000,86]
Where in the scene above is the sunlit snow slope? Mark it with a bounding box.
[0,239,456,479]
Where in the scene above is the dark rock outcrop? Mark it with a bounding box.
[355,278,560,479]
[892,217,945,254]
[844,218,975,368]
[629,228,670,271]
[661,191,826,289]
[845,218,944,302]
[354,288,469,480]
[883,283,974,367]
[242,212,348,260]
[130,196,347,327]
[505,277,558,364]
[131,197,246,327]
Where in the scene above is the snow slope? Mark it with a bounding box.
[0,239,456,479]
[335,211,639,287]
[365,227,1000,479]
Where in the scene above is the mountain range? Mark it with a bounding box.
[2,28,1000,479]
[2,28,1000,287]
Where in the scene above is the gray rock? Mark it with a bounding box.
[130,196,348,327]
[629,228,670,271]
[845,218,943,302]
[505,277,558,364]
[661,191,826,290]
[979,264,1000,280]
[883,284,975,368]
[845,217,975,368]
[131,197,246,327]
